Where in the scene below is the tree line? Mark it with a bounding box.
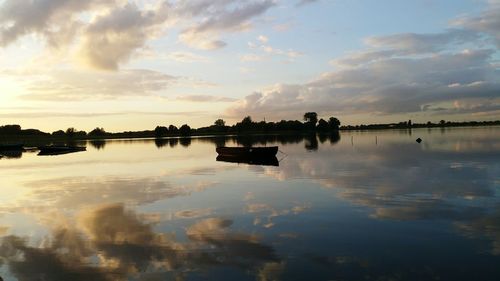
[1,114,499,141]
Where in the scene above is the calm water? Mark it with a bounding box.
[0,127,499,281]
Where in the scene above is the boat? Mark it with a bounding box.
[216,154,279,166]
[0,143,24,151]
[216,146,278,157]
[38,145,86,156]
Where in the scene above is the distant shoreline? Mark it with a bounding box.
[1,121,499,145]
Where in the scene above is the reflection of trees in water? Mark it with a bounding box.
[318,131,341,144]
[89,139,106,150]
[213,136,227,148]
[231,134,339,151]
[304,134,318,151]
[0,204,279,281]
[179,137,191,147]
[154,138,169,148]
[169,138,178,148]
[151,134,342,151]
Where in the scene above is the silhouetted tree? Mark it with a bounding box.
[317,119,329,131]
[440,120,446,126]
[303,112,318,128]
[214,119,226,127]
[168,125,178,134]
[0,125,21,134]
[88,127,106,137]
[236,116,255,132]
[242,116,253,124]
[65,127,76,138]
[328,117,341,131]
[154,126,169,138]
[179,124,191,136]
[52,130,65,137]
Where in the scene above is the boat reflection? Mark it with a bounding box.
[37,145,86,156]
[216,154,279,166]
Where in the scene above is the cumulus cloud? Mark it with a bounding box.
[0,0,116,47]
[77,3,169,70]
[0,0,277,68]
[229,37,500,119]
[0,0,159,69]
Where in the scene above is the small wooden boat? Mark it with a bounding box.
[216,146,278,157]
[38,145,86,156]
[216,155,279,166]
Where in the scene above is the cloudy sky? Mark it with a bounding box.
[0,0,499,132]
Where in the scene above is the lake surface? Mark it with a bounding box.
[0,127,499,281]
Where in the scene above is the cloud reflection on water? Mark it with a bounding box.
[0,204,280,281]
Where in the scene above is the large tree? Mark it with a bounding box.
[303,112,318,130]
[179,124,191,136]
[328,117,341,131]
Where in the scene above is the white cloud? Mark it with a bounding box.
[257,35,268,43]
[0,0,277,68]
[77,3,169,70]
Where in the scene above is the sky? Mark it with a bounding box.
[0,0,499,132]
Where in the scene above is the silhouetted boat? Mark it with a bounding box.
[38,145,86,156]
[0,143,24,151]
[216,146,278,157]
[216,154,279,166]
